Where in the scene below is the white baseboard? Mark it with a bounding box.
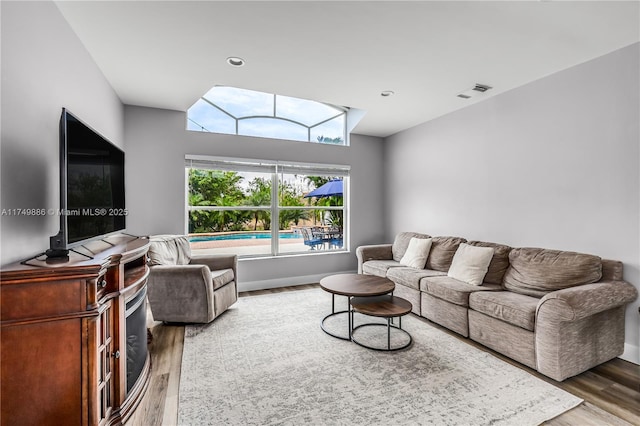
[620,342,639,365]
[238,270,357,292]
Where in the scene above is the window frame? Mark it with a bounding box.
[185,155,350,258]
[187,86,349,145]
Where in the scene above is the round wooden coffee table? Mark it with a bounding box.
[350,295,413,351]
[319,274,395,341]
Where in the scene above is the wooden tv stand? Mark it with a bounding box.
[0,234,151,426]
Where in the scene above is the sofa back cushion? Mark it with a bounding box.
[392,232,431,262]
[425,236,467,272]
[503,248,602,297]
[148,235,192,266]
[601,259,624,281]
[467,241,512,285]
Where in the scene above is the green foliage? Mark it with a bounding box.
[303,176,343,224]
[325,210,343,228]
[278,181,309,229]
[317,135,344,145]
[304,175,331,191]
[188,169,245,206]
[246,177,271,230]
[188,169,251,233]
[187,169,343,234]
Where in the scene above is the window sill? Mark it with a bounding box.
[238,249,351,262]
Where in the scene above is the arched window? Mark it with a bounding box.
[187,86,347,145]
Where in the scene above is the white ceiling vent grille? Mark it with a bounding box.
[472,84,491,92]
[457,83,492,99]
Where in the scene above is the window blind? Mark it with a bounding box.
[185,155,350,177]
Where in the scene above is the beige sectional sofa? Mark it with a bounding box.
[356,232,638,381]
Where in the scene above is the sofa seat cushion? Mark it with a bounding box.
[503,248,602,297]
[420,276,502,307]
[387,267,445,290]
[469,291,539,331]
[211,268,235,290]
[362,260,402,277]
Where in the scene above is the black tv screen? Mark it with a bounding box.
[50,109,125,252]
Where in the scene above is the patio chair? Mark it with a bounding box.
[328,227,343,249]
[301,227,324,250]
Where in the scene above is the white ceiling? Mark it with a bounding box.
[55,1,639,138]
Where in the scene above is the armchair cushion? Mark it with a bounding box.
[148,234,191,265]
[211,268,235,290]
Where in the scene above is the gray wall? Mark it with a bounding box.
[384,43,640,363]
[0,1,124,266]
[124,106,386,290]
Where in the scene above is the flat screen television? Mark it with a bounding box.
[48,108,125,257]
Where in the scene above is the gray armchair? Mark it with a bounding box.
[146,235,238,323]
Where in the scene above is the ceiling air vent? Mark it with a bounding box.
[473,84,491,93]
[457,83,493,99]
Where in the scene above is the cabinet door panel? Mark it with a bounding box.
[97,301,116,425]
[1,319,82,426]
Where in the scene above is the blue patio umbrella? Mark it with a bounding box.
[304,179,343,198]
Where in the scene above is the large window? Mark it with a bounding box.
[186,156,349,257]
[187,86,348,145]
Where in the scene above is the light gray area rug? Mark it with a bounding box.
[178,288,582,425]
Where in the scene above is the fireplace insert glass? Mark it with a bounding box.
[125,287,148,394]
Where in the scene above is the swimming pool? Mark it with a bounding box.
[189,232,301,242]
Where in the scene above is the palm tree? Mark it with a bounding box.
[246,177,271,230]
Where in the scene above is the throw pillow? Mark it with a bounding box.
[448,243,495,286]
[400,237,433,269]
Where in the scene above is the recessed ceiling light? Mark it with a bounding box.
[226,57,245,67]
[380,91,395,97]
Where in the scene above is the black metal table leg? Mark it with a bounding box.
[321,294,352,341]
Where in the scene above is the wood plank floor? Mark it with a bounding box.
[126,284,640,426]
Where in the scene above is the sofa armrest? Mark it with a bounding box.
[536,280,638,321]
[534,280,637,381]
[147,265,214,323]
[356,244,393,274]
